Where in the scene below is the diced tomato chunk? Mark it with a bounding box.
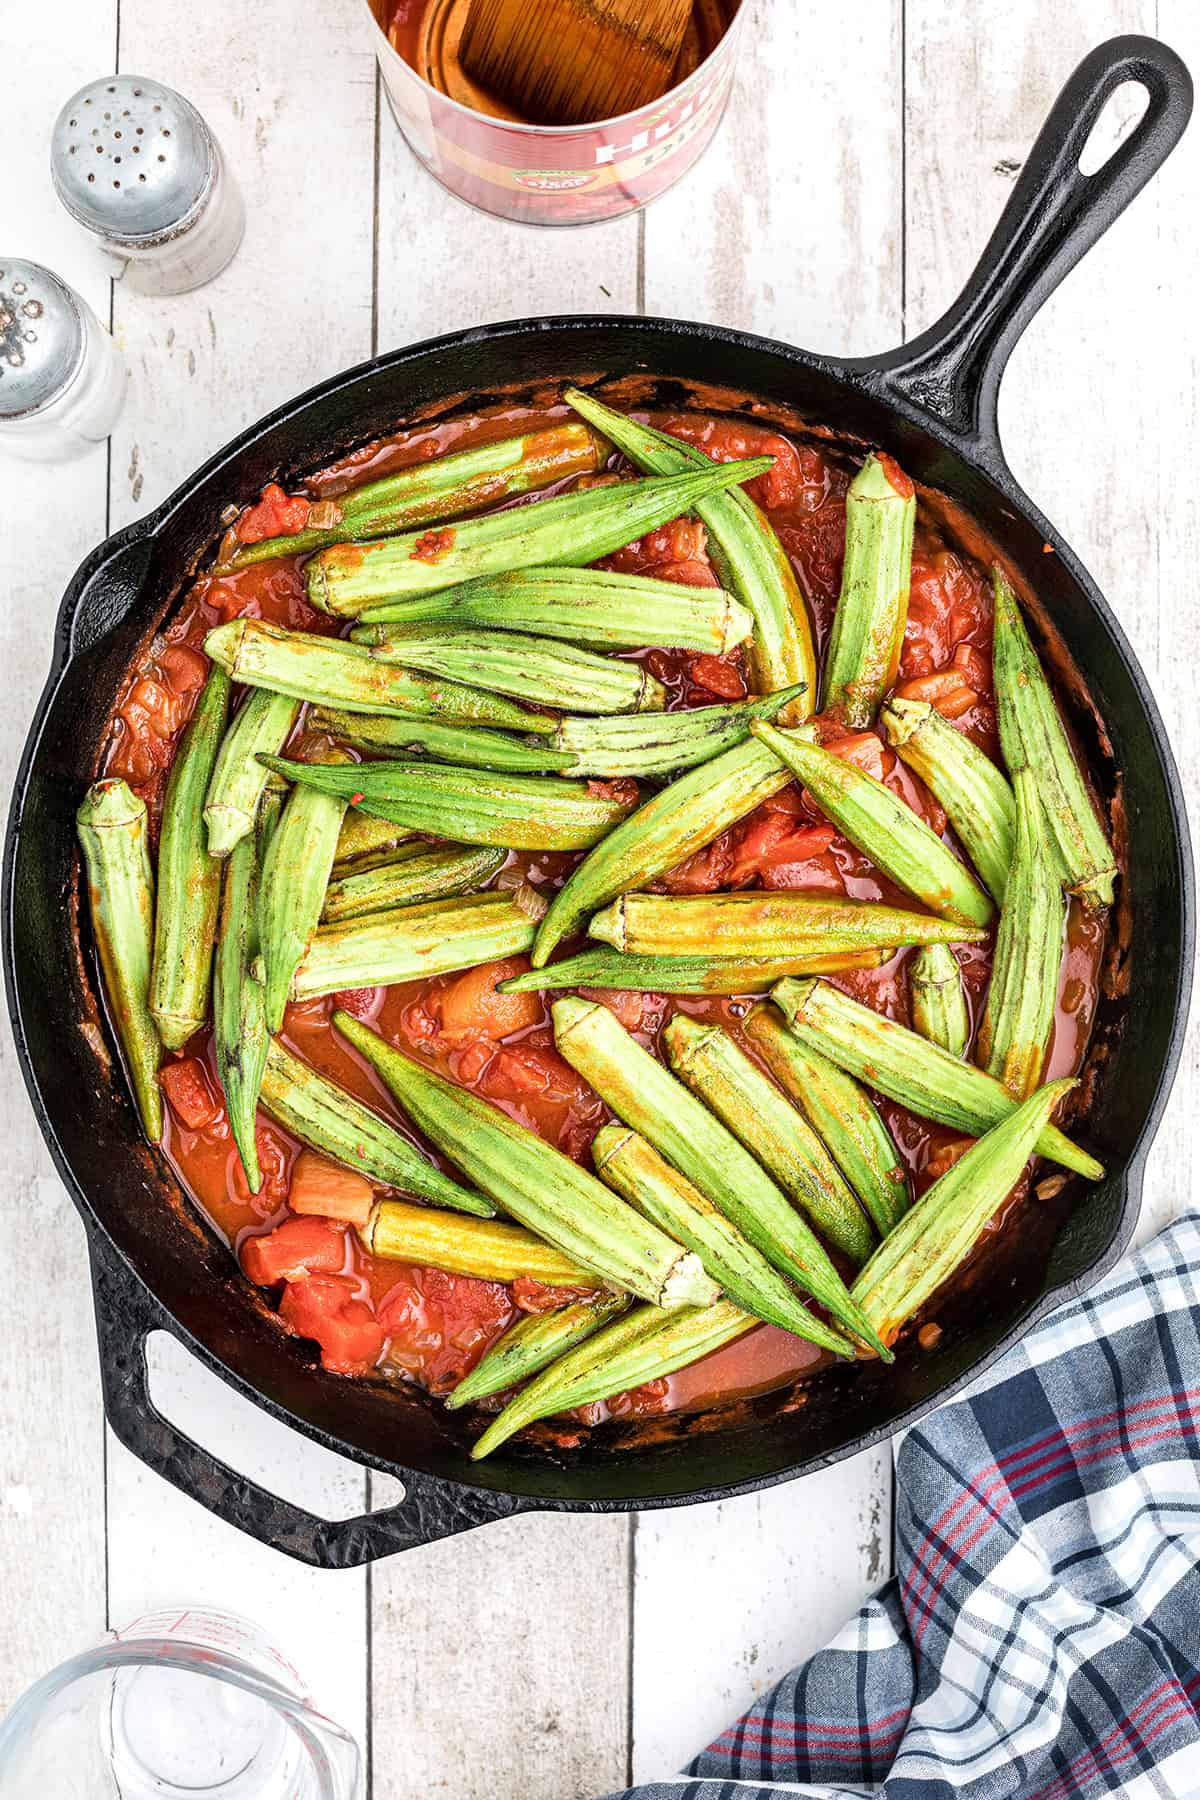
[453,1038,495,1085]
[660,835,733,895]
[727,814,836,885]
[236,482,312,544]
[689,654,747,699]
[644,558,721,589]
[824,730,889,783]
[512,1276,595,1313]
[158,644,209,694]
[230,1123,292,1214]
[333,985,384,1021]
[378,1266,514,1392]
[241,1216,347,1286]
[601,516,709,578]
[438,957,543,1045]
[482,1043,581,1103]
[280,1275,383,1376]
[159,1058,224,1131]
[586,777,640,808]
[578,986,647,1031]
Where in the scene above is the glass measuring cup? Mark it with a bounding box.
[0,1607,362,1800]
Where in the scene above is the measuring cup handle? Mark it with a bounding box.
[88,1227,534,1566]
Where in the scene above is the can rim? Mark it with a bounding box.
[366,0,746,140]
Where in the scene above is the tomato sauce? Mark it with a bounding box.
[99,394,1108,1429]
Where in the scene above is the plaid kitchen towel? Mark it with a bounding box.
[606,1209,1200,1800]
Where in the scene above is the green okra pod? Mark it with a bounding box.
[469,1300,758,1459]
[751,720,994,930]
[663,1016,876,1268]
[260,1038,493,1215]
[992,568,1116,908]
[357,565,753,652]
[334,1011,720,1310]
[311,457,774,617]
[593,1124,851,1336]
[259,753,349,1030]
[76,780,162,1142]
[909,943,970,1059]
[307,707,579,775]
[290,887,546,1002]
[881,696,1016,903]
[823,452,916,728]
[531,734,792,966]
[222,422,607,568]
[205,618,555,733]
[361,624,666,716]
[497,946,887,998]
[851,1079,1075,1343]
[446,1294,631,1410]
[212,798,271,1189]
[564,389,817,717]
[551,998,875,1357]
[546,685,807,779]
[365,1200,602,1288]
[333,811,416,872]
[771,978,1103,1180]
[203,687,301,858]
[150,665,231,1050]
[322,845,507,923]
[742,1005,909,1234]
[260,756,637,852]
[976,768,1065,1099]
[588,891,987,958]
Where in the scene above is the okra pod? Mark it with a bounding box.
[469,1301,758,1459]
[531,735,792,966]
[205,618,555,734]
[358,565,754,652]
[310,457,773,616]
[823,453,916,727]
[222,422,606,568]
[259,753,349,1031]
[589,891,987,958]
[307,707,579,775]
[445,1294,631,1410]
[751,720,994,930]
[212,801,271,1189]
[76,780,162,1142]
[360,625,666,716]
[149,666,231,1050]
[203,687,301,857]
[260,1038,493,1215]
[881,696,1016,903]
[909,943,970,1059]
[322,845,507,924]
[664,1016,876,1267]
[992,569,1116,908]
[497,946,887,997]
[552,998,872,1357]
[771,978,1103,1180]
[851,1078,1075,1343]
[594,1124,851,1336]
[565,390,817,717]
[333,812,416,872]
[290,888,546,1002]
[546,685,807,779]
[742,1005,909,1234]
[365,1201,602,1288]
[976,769,1065,1098]
[261,756,637,852]
[334,1012,719,1309]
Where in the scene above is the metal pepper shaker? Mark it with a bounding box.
[0,260,126,462]
[51,75,245,295]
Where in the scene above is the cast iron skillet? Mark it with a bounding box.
[5,37,1194,1568]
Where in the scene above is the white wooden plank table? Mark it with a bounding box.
[3,3,1198,1793]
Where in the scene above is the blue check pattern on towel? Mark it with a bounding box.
[607,1210,1200,1800]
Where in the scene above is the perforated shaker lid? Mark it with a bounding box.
[51,75,216,243]
[0,261,85,419]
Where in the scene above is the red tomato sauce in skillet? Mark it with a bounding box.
[99,397,1107,1424]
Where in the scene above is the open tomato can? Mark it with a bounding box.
[365,0,747,225]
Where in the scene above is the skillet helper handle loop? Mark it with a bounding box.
[86,1225,531,1567]
[871,35,1192,449]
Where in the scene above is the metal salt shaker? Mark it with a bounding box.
[0,260,126,461]
[51,75,245,295]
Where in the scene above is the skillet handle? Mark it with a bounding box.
[87,1226,532,1568]
[866,35,1192,450]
